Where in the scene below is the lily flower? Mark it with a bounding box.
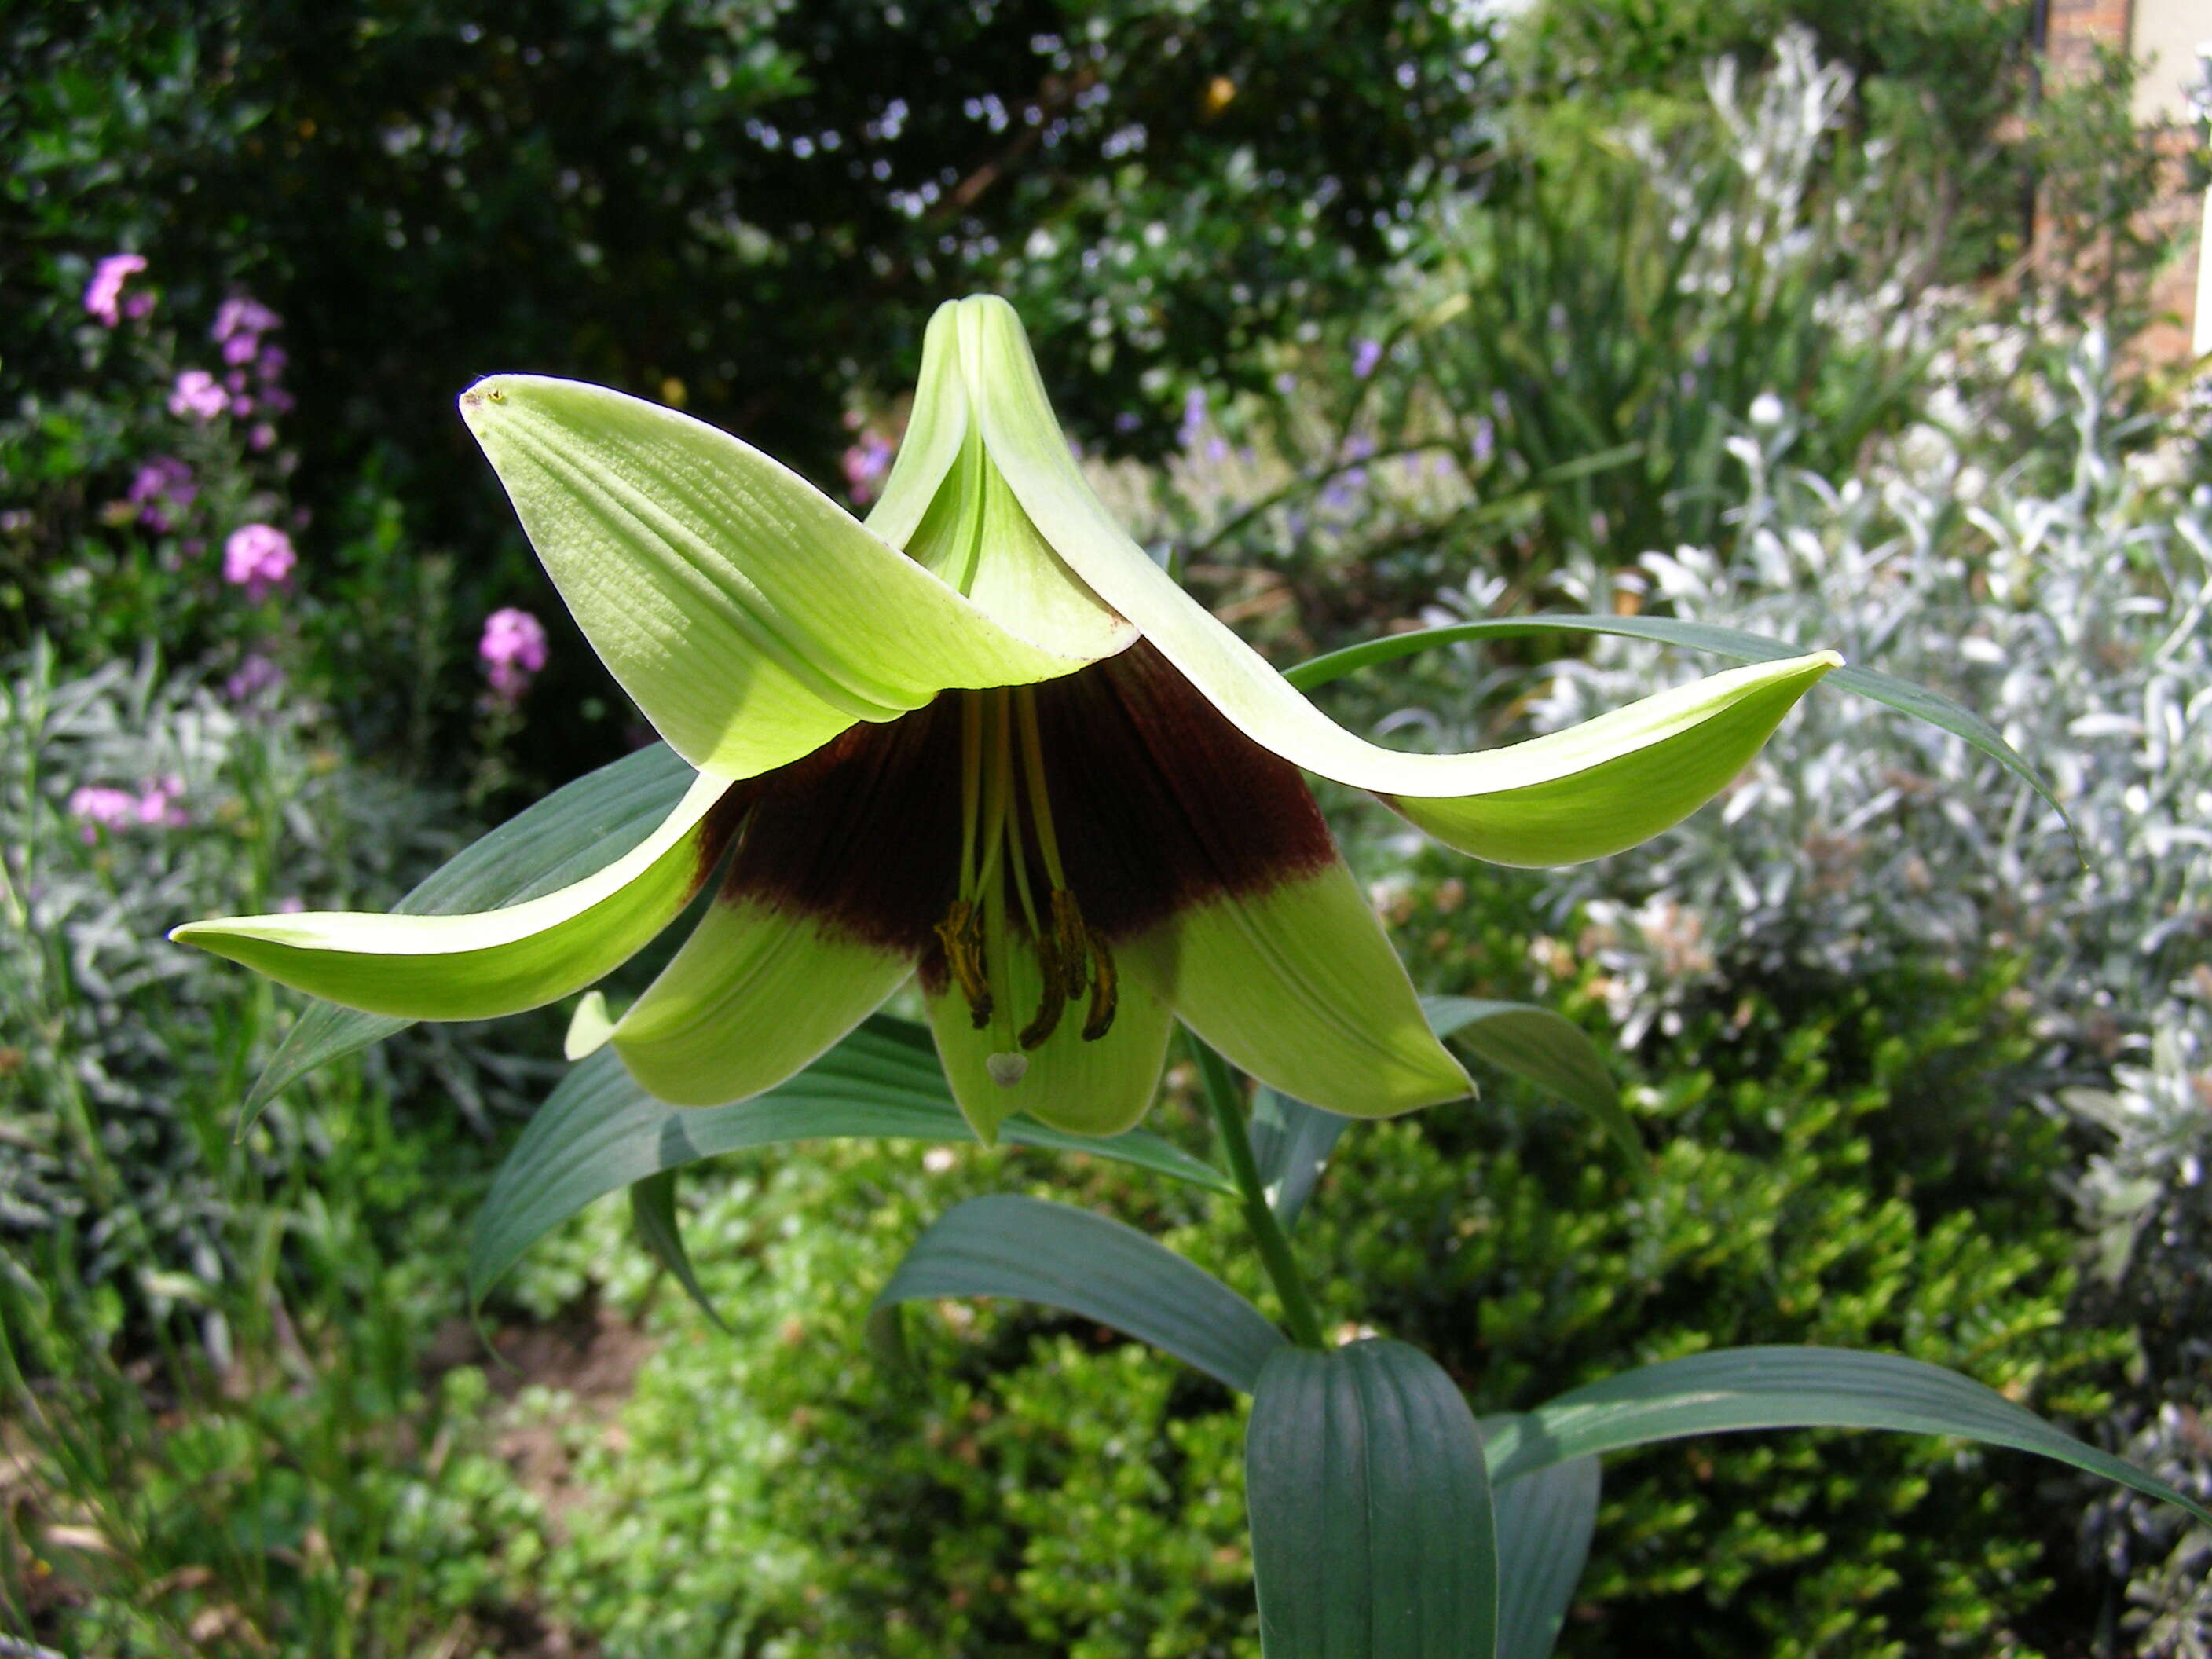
[174,296,1837,1141]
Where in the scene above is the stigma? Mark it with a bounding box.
[935,687,1119,1080]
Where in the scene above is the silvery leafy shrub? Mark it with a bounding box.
[1404,329,2212,1643]
[1514,334,2207,1039]
[0,643,513,1351]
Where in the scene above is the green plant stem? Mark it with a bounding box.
[1192,1041,1328,1351]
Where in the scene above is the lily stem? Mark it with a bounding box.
[1192,1041,1328,1351]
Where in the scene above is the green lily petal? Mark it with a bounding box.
[1382,653,1841,864]
[170,771,733,1020]
[1130,860,1471,1119]
[460,374,1106,782]
[870,305,1135,662]
[563,989,619,1060]
[953,295,1838,863]
[925,931,1176,1144]
[860,302,972,549]
[610,897,913,1106]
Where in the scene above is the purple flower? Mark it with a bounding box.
[223,522,296,599]
[169,370,228,422]
[256,346,287,381]
[479,606,548,698]
[82,255,147,327]
[222,333,261,367]
[248,423,277,452]
[68,785,138,841]
[212,296,280,345]
[1351,338,1384,380]
[1177,386,1207,449]
[136,775,187,828]
[126,457,197,531]
[840,432,895,504]
[1470,419,1495,466]
[225,654,284,702]
[124,291,156,321]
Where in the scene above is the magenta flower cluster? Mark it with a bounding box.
[126,456,198,531]
[169,368,228,423]
[479,607,549,699]
[83,254,151,328]
[68,777,185,844]
[166,291,294,449]
[225,654,284,703]
[223,523,296,599]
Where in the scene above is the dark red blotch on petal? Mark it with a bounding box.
[1034,641,1337,939]
[717,697,965,953]
[710,640,1337,959]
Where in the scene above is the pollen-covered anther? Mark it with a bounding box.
[933,898,992,1030]
[1018,923,1068,1050]
[1082,926,1118,1042]
[1049,890,1090,997]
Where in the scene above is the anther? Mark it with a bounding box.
[1049,890,1090,1002]
[933,899,993,1029]
[1018,924,1068,1050]
[1082,928,1119,1042]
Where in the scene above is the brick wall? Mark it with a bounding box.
[2044,0,2133,79]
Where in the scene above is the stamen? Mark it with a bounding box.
[1013,690,1069,892]
[980,862,1022,1062]
[933,899,993,1029]
[1049,890,1091,1002]
[972,693,1013,894]
[936,684,1109,1053]
[1017,909,1068,1049]
[1082,927,1119,1042]
[956,691,984,895]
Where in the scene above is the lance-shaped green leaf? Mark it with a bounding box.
[628,1170,728,1332]
[458,372,1115,782]
[1481,1425,1600,1659]
[1479,1346,2212,1527]
[1247,1339,1500,1659]
[1423,996,1639,1167]
[1282,613,2073,844]
[1250,1087,1354,1232]
[174,769,733,1022]
[469,1020,1232,1305]
[240,743,694,1130]
[958,294,1838,866]
[867,1193,1282,1393]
